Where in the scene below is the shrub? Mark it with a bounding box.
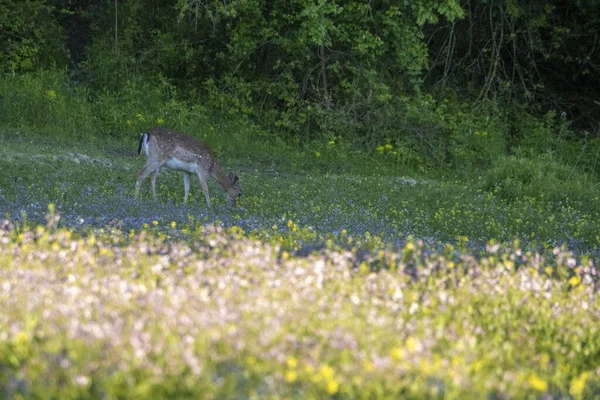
[481,154,597,202]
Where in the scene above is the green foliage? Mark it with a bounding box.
[425,0,600,132]
[0,69,93,138]
[481,154,596,203]
[0,0,68,72]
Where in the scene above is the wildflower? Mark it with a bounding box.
[569,372,589,397]
[170,221,176,229]
[406,337,419,352]
[384,144,392,150]
[328,140,335,145]
[286,356,298,369]
[126,120,132,127]
[326,380,339,394]
[315,151,321,157]
[15,331,28,346]
[390,348,404,361]
[376,146,384,154]
[319,365,334,381]
[157,118,165,125]
[528,373,548,392]
[136,113,145,121]
[47,90,57,99]
[285,370,298,383]
[152,220,159,226]
[568,276,581,286]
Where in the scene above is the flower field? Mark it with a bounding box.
[1,217,599,398]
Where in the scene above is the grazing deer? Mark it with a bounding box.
[135,128,241,207]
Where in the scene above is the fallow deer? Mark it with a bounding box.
[135,128,241,207]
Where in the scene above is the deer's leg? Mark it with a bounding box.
[135,162,162,199]
[196,171,211,207]
[183,172,191,203]
[150,169,159,199]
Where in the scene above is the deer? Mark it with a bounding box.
[135,128,241,207]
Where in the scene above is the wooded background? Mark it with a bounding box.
[1,0,599,170]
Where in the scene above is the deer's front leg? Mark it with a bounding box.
[196,171,211,207]
[183,172,191,203]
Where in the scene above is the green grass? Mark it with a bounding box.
[1,128,599,257]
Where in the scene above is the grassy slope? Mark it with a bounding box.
[0,130,599,256]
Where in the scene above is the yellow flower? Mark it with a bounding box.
[328,140,335,145]
[569,372,589,397]
[569,276,581,286]
[315,151,321,157]
[286,356,298,369]
[384,143,393,150]
[15,331,28,346]
[126,120,132,127]
[152,220,159,226]
[285,370,297,383]
[326,380,339,394]
[528,373,548,392]
[376,146,384,154]
[406,337,418,352]
[390,347,404,361]
[129,229,135,238]
[157,118,165,125]
[136,113,145,122]
[319,365,334,381]
[47,89,57,99]
[170,221,176,229]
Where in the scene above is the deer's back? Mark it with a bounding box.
[147,128,215,168]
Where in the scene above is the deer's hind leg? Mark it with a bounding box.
[135,162,163,199]
[150,169,161,199]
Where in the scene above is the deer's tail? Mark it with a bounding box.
[138,132,150,157]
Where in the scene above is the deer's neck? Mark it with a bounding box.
[211,163,236,194]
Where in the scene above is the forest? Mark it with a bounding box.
[1,0,600,398]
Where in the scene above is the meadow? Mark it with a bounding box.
[1,123,600,398]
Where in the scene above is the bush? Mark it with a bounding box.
[0,69,94,138]
[481,154,597,202]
